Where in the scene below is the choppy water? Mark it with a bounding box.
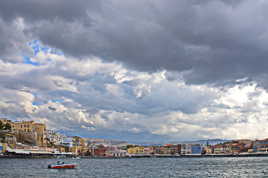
[0,157,268,177]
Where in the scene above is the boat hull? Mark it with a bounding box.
[48,164,76,169]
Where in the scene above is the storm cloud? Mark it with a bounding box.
[0,0,267,84]
[1,0,268,142]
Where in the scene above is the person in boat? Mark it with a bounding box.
[56,161,65,165]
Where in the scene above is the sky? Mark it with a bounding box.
[1,0,268,143]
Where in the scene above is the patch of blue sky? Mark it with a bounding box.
[28,40,63,56]
[41,47,50,53]
[23,56,40,66]
[51,99,64,103]
[32,101,44,106]
[28,40,41,55]
[24,40,64,66]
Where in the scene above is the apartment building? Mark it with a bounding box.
[12,121,46,146]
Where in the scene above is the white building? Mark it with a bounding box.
[181,144,192,155]
[45,130,65,145]
[105,146,128,157]
[60,137,73,147]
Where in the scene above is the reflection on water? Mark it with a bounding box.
[0,157,268,178]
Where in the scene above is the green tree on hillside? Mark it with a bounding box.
[0,121,3,130]
[4,123,11,131]
[0,121,11,131]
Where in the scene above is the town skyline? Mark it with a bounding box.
[2,118,268,158]
[0,117,267,146]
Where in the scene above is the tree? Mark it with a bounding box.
[0,121,3,130]
[0,122,11,131]
[4,123,11,131]
[0,121,11,131]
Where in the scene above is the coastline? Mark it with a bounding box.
[2,153,268,159]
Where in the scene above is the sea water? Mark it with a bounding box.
[0,157,267,177]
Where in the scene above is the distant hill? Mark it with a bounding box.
[129,139,230,146]
[84,138,128,146]
[178,139,230,145]
[54,129,230,146]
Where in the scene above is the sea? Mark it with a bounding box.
[0,157,268,178]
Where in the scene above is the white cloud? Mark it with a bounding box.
[1,43,268,142]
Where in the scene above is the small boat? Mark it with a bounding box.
[48,161,76,169]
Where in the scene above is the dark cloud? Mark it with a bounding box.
[0,18,30,62]
[2,0,268,85]
[0,0,100,22]
[0,0,100,61]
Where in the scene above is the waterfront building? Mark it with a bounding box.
[12,121,35,132]
[236,139,253,145]
[191,144,203,155]
[127,146,144,155]
[143,146,154,155]
[127,146,137,154]
[164,144,181,155]
[60,137,73,148]
[33,123,46,147]
[71,136,86,155]
[203,145,213,154]
[152,146,161,154]
[229,143,245,154]
[0,143,3,153]
[238,140,253,152]
[0,143,7,153]
[213,144,230,154]
[181,144,191,155]
[45,130,64,146]
[12,121,46,146]
[214,140,251,154]
[153,144,181,155]
[73,136,86,147]
[253,139,268,152]
[55,145,67,153]
[93,145,107,157]
[213,141,246,154]
[229,140,252,153]
[0,131,17,146]
[105,146,128,157]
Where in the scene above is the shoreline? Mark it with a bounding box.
[2,153,268,159]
